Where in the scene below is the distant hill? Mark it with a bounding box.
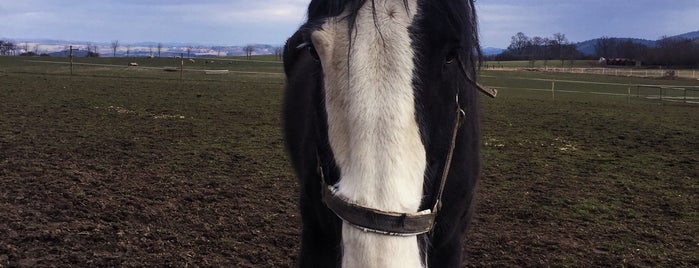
[575,30,699,55]
[575,38,656,55]
[669,30,699,40]
[482,47,504,56]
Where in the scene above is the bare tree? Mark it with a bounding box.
[507,32,530,53]
[157,42,163,57]
[212,46,223,57]
[148,45,153,57]
[594,36,618,58]
[552,33,568,45]
[126,45,131,57]
[274,46,283,60]
[86,43,99,57]
[244,45,254,59]
[33,44,40,55]
[186,46,193,58]
[0,40,16,55]
[560,44,579,66]
[552,33,568,64]
[111,40,119,57]
[530,36,545,66]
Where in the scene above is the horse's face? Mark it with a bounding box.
[294,0,482,266]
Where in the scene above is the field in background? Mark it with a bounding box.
[484,60,599,68]
[479,70,699,104]
[1,57,697,266]
[484,60,699,80]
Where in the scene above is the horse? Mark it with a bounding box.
[282,0,496,267]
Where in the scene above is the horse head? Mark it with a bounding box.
[283,1,494,267]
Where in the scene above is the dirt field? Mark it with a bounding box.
[1,58,698,267]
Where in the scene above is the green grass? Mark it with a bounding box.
[479,69,699,103]
[0,57,697,267]
[469,76,698,266]
[0,55,284,82]
[484,60,599,68]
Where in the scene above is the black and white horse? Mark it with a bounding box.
[283,0,494,267]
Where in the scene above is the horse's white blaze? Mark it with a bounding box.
[312,0,425,267]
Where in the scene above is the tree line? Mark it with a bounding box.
[595,36,699,67]
[490,32,699,68]
[1,40,17,55]
[0,39,99,57]
[489,32,583,65]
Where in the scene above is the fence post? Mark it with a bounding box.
[627,84,631,104]
[637,85,640,98]
[551,81,556,100]
[180,53,184,80]
[69,45,74,76]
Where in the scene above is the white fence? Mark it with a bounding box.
[486,66,698,80]
[635,85,699,104]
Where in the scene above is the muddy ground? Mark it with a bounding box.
[1,68,697,267]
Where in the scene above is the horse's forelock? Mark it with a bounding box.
[307,0,412,38]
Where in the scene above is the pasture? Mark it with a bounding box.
[1,57,697,266]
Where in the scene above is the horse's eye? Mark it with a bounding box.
[445,49,458,64]
[309,46,320,62]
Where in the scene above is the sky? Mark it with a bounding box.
[1,0,698,48]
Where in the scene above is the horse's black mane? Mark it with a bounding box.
[306,0,408,50]
[307,0,409,21]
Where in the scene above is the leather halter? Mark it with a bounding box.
[318,96,464,236]
[316,59,496,236]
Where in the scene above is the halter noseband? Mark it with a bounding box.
[317,92,466,236]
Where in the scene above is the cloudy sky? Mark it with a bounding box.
[1,0,698,48]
